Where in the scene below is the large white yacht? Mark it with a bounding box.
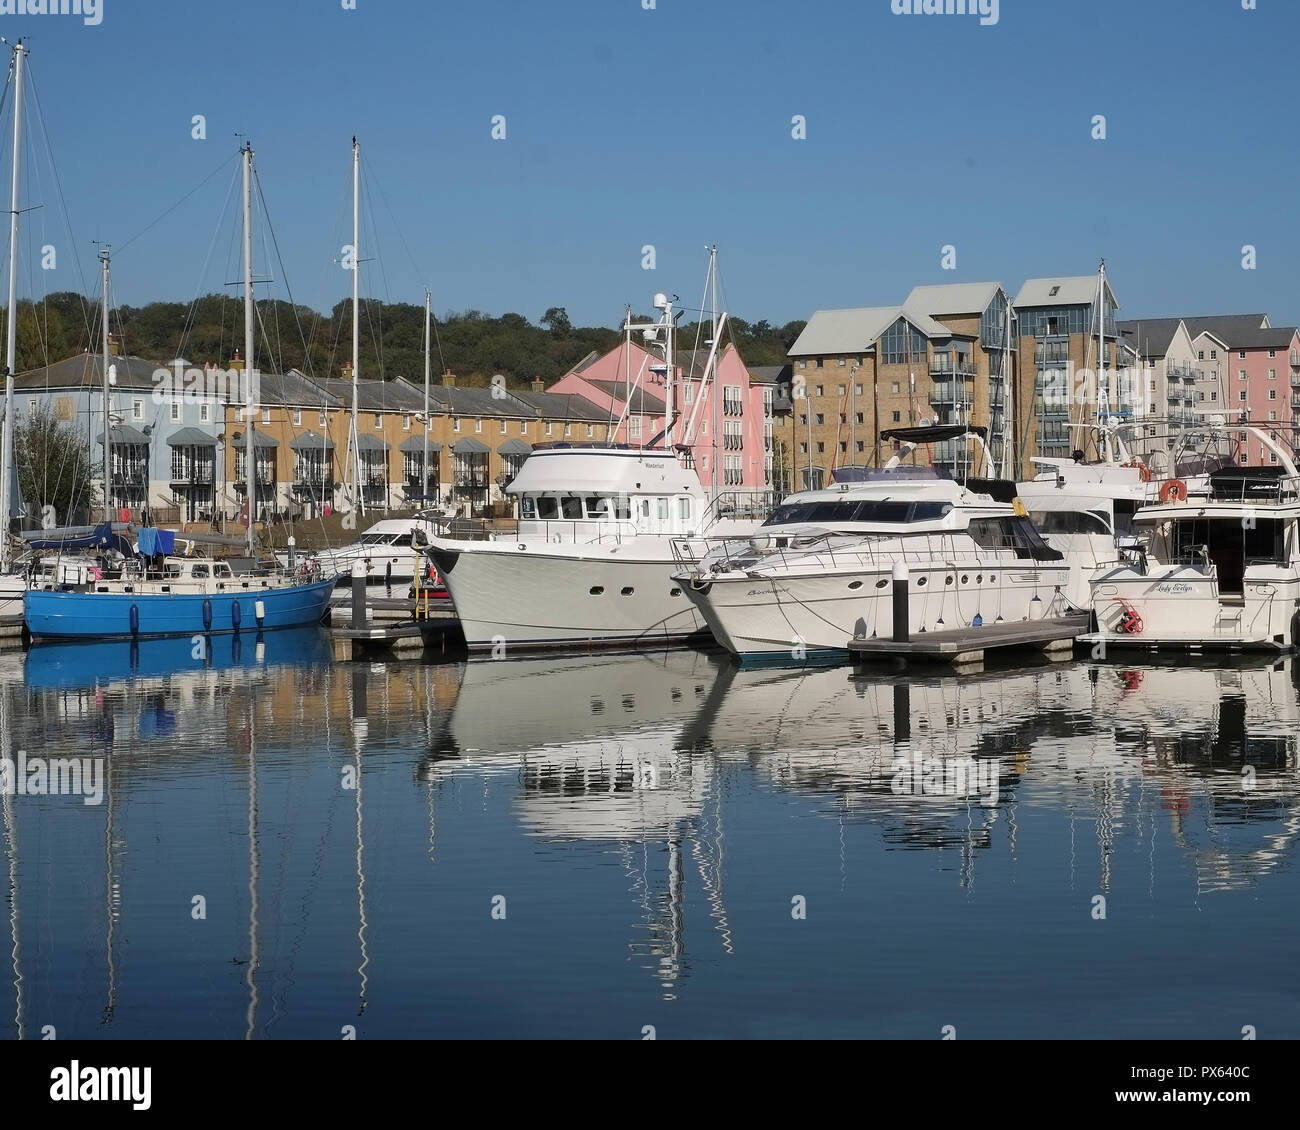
[672,427,1075,662]
[425,446,752,653]
[1081,426,1300,652]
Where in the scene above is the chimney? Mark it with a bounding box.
[229,350,245,372]
[342,362,353,380]
[442,368,456,387]
[108,334,122,357]
[531,377,545,393]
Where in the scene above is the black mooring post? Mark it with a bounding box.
[892,561,909,644]
[893,681,911,745]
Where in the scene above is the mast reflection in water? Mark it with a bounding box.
[2,640,1298,1038]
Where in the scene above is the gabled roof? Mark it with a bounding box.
[451,436,490,454]
[312,375,424,413]
[510,388,611,423]
[788,306,950,357]
[905,282,1004,317]
[99,424,150,446]
[1117,318,1184,360]
[254,369,341,409]
[1143,315,1271,350]
[747,364,792,385]
[582,379,666,415]
[18,352,165,392]
[499,438,533,455]
[1014,276,1117,310]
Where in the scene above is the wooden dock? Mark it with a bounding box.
[848,614,1090,669]
[329,617,463,660]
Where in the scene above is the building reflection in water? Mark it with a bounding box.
[1,636,1297,1032]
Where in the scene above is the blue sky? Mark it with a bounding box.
[2,0,1298,333]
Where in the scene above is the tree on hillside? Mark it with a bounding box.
[14,404,93,526]
[0,300,71,373]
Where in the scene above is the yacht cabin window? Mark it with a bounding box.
[764,499,952,526]
[561,497,583,520]
[536,497,559,520]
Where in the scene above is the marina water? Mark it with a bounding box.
[1,635,1296,1039]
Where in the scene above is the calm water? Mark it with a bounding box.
[1,632,1297,1040]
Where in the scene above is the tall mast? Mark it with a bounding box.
[664,297,674,450]
[422,289,430,506]
[1097,259,1109,462]
[1,40,25,572]
[1000,292,1014,480]
[99,248,111,525]
[242,142,255,556]
[351,138,363,518]
[710,246,718,498]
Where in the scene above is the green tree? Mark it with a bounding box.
[15,404,93,526]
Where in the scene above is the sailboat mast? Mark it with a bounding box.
[1000,293,1014,480]
[422,289,430,506]
[242,142,256,556]
[710,246,718,498]
[1097,260,1108,462]
[351,138,362,518]
[99,247,111,525]
[1,40,25,573]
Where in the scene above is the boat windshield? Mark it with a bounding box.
[763,499,952,527]
[1029,509,1112,536]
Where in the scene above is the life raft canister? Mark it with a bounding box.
[1159,478,1188,503]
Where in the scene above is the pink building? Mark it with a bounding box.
[1207,325,1300,466]
[550,339,775,492]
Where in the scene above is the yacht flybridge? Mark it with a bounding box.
[426,446,752,652]
[672,426,1075,662]
[1082,425,1300,652]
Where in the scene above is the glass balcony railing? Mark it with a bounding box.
[929,359,977,377]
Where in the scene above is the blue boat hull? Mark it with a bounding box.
[23,576,337,641]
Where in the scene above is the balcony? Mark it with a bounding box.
[930,358,977,378]
[722,397,744,417]
[1291,351,1299,367]
[170,466,215,485]
[453,474,490,490]
[930,382,974,408]
[294,472,328,489]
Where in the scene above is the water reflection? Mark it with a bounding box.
[0,637,1297,1037]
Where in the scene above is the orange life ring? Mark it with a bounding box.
[1159,478,1188,503]
[1136,464,1151,483]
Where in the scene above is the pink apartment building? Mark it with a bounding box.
[549,339,775,492]
[1212,325,1300,465]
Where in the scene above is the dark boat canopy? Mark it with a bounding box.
[21,521,120,551]
[964,477,1019,504]
[881,424,988,444]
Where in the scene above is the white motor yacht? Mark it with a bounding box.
[672,426,1076,662]
[1081,426,1300,653]
[426,446,753,653]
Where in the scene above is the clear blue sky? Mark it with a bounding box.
[3,0,1298,332]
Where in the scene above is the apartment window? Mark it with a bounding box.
[1197,351,1204,360]
[1240,454,1250,464]
[1240,370,1247,380]
[816,359,824,369]
[500,419,507,434]
[1239,390,1248,402]
[855,413,864,424]
[564,423,571,437]
[891,382,900,394]
[1210,350,1217,359]
[838,441,847,454]
[475,417,483,433]
[815,414,824,425]
[837,359,846,368]
[521,421,527,435]
[1269,349,1277,358]
[799,414,807,426]
[374,413,382,428]
[1270,369,1277,379]
[1270,389,1277,400]
[261,406,271,425]
[170,401,181,422]
[402,414,411,430]
[684,384,695,404]
[799,360,806,369]
[816,442,824,453]
[815,385,824,396]
[799,442,807,455]
[1270,452,1280,463]
[1269,410,1278,421]
[856,441,864,453]
[855,384,863,396]
[546,421,554,437]
[293,409,302,427]
[1210,391,1217,402]
[1239,350,1247,359]
[1150,380,1156,391]
[132,398,144,421]
[586,424,594,438]
[892,410,901,423]
[200,402,211,423]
